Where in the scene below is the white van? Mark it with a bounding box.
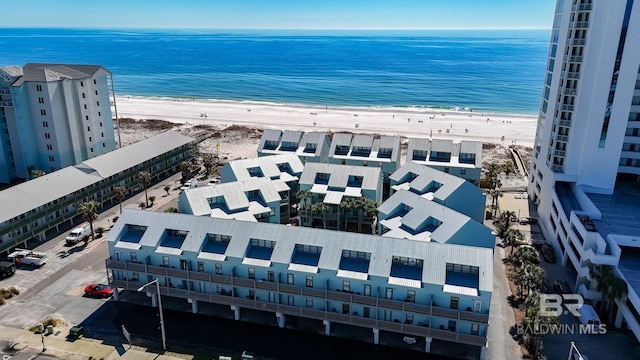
[577,304,602,333]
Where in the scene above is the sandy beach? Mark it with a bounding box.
[115,96,538,147]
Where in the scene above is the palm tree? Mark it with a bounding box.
[504,228,525,255]
[311,202,328,229]
[358,196,379,234]
[202,154,215,175]
[180,160,194,182]
[114,185,126,214]
[79,201,99,243]
[509,245,540,268]
[163,185,171,196]
[493,210,515,239]
[501,161,516,176]
[138,171,152,208]
[148,195,156,207]
[591,266,629,325]
[512,264,546,297]
[340,198,357,230]
[521,291,559,359]
[296,189,312,208]
[488,187,503,216]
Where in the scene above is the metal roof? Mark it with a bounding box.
[430,139,453,153]
[180,177,288,216]
[0,130,194,224]
[299,163,381,191]
[352,134,374,148]
[108,209,493,292]
[227,154,303,182]
[12,63,109,86]
[82,131,194,178]
[390,163,466,200]
[257,129,282,151]
[281,130,303,144]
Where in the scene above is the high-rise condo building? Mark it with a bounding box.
[530,0,640,340]
[0,63,118,184]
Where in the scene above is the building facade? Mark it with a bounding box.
[0,131,194,256]
[0,63,118,183]
[406,138,482,186]
[529,0,640,342]
[106,209,492,358]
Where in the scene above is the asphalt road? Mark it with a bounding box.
[86,302,458,360]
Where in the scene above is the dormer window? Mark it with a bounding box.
[337,250,371,280]
[289,244,322,273]
[378,147,393,159]
[248,167,264,177]
[335,145,350,155]
[412,150,427,161]
[304,143,317,153]
[315,172,330,184]
[161,229,188,248]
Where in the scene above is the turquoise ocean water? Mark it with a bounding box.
[0,28,550,114]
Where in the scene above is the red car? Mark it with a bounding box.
[84,283,113,298]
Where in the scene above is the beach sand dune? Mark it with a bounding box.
[115,96,537,147]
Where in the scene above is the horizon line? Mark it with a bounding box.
[0,26,552,31]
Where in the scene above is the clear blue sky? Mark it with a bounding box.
[4,0,557,30]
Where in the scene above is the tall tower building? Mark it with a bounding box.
[530,0,640,340]
[0,63,118,183]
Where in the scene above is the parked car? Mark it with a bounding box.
[207,178,220,186]
[180,179,198,191]
[553,280,571,295]
[84,283,113,298]
[0,261,17,278]
[541,244,557,263]
[518,217,530,225]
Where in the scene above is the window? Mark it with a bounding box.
[84,104,87,110]
[42,121,48,127]
[36,84,42,92]
[162,256,169,267]
[287,273,294,285]
[96,101,100,106]
[46,144,52,151]
[215,263,222,274]
[80,81,84,87]
[306,276,313,287]
[406,290,416,302]
[460,168,466,175]
[38,97,44,104]
[99,122,102,127]
[44,133,51,139]
[87,126,91,131]
[48,155,54,162]
[40,109,46,116]
[197,261,204,272]
[98,112,101,117]
[306,298,313,307]
[268,271,275,282]
[132,272,139,282]
[450,296,459,309]
[102,143,106,148]
[86,115,89,120]
[248,268,255,279]
[90,148,94,153]
[364,284,371,296]
[93,79,97,85]
[130,252,137,262]
[342,281,350,292]
[82,93,85,98]
[89,137,92,142]
[95,90,98,95]
[385,288,393,299]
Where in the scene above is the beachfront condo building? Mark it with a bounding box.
[257,129,331,164]
[406,138,482,186]
[0,130,194,256]
[298,163,383,232]
[389,162,486,223]
[328,133,401,199]
[105,209,492,359]
[178,177,291,224]
[529,0,640,341]
[0,63,118,184]
[378,190,495,249]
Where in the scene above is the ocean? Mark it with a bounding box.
[0,28,550,114]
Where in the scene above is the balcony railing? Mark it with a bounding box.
[106,259,488,345]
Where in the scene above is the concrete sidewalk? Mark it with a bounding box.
[0,325,190,360]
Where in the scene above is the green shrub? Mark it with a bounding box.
[10,287,19,295]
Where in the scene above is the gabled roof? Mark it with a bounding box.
[299,163,381,190]
[108,209,493,292]
[390,162,466,200]
[0,130,195,224]
[352,134,374,148]
[281,130,303,144]
[226,154,304,182]
[257,129,282,151]
[430,139,453,153]
[180,177,288,216]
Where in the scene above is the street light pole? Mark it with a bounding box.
[137,279,167,351]
[567,341,585,360]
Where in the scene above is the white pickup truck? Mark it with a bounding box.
[65,223,91,245]
[7,248,48,267]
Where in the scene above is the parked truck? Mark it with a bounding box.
[65,223,91,245]
[7,248,48,267]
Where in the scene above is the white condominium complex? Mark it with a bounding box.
[530,0,640,340]
[0,63,118,184]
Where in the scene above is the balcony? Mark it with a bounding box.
[106,259,489,343]
[571,3,592,11]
